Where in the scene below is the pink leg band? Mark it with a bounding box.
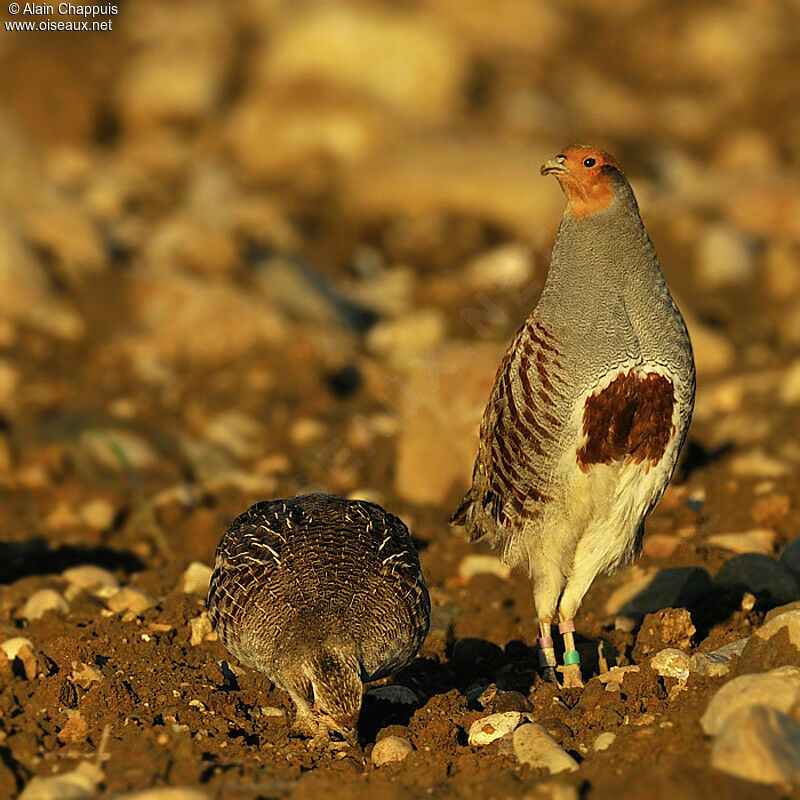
[558,620,575,634]
[538,636,554,649]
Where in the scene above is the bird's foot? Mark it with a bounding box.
[557,662,584,689]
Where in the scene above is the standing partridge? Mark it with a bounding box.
[451,145,695,687]
[208,494,430,745]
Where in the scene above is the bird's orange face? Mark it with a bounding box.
[541,146,623,218]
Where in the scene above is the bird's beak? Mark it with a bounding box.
[540,155,569,176]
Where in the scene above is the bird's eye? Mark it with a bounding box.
[583,157,597,168]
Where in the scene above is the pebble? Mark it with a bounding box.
[468,711,528,746]
[681,309,735,378]
[366,309,446,361]
[707,528,775,555]
[104,587,155,616]
[1,637,35,659]
[71,662,103,688]
[366,685,419,705]
[754,610,800,649]
[18,762,103,800]
[458,554,512,581]
[714,553,800,605]
[78,499,116,531]
[779,539,800,579]
[57,711,90,744]
[179,562,213,596]
[371,736,414,766]
[512,723,578,773]
[522,786,578,800]
[189,613,216,646]
[690,639,749,677]
[463,243,535,290]
[695,223,756,288]
[711,705,800,786]
[593,732,616,752]
[650,648,691,681]
[62,565,119,599]
[701,666,800,736]
[729,449,789,479]
[20,589,68,621]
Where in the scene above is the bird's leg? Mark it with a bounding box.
[537,620,557,682]
[556,619,583,688]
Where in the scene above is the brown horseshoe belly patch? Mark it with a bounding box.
[577,371,675,470]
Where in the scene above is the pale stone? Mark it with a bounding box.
[715,553,799,605]
[468,711,527,746]
[755,610,800,649]
[366,685,418,705]
[203,411,263,459]
[464,244,535,291]
[701,666,800,736]
[18,761,103,800]
[189,613,215,646]
[104,587,154,616]
[367,310,447,362]
[62,565,118,596]
[459,555,512,581]
[20,589,68,621]
[79,499,116,531]
[179,562,213,596]
[593,732,616,752]
[650,648,691,681]
[513,723,578,773]
[1,637,35,660]
[79,429,159,472]
[711,706,800,786]
[263,6,465,122]
[696,224,756,288]
[707,529,775,555]
[371,736,414,766]
[71,662,103,688]
[690,639,749,677]
[729,450,789,479]
[680,305,735,377]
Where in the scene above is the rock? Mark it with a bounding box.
[20,589,69,621]
[680,306,735,378]
[115,790,210,800]
[522,785,578,800]
[711,706,800,786]
[755,610,800,649]
[606,567,711,623]
[512,723,578,774]
[78,499,116,531]
[593,732,616,752]
[71,662,103,688]
[468,711,528,746]
[347,137,563,239]
[729,450,789,479]
[752,494,791,529]
[367,310,446,362]
[393,341,504,506]
[262,5,465,123]
[78,429,159,472]
[463,244,535,291]
[62,565,118,598]
[707,529,775,555]
[459,555,512,581]
[188,613,215,646]
[695,224,756,289]
[179,562,213,596]
[701,666,800,736]
[366,685,418,705]
[125,272,284,367]
[633,608,695,661]
[766,601,800,622]
[780,539,800,579]
[104,587,154,616]
[371,736,414,766]
[1,638,38,679]
[725,181,800,245]
[715,553,799,605]
[203,411,263,460]
[650,648,691,681]
[57,711,90,744]
[690,639,749,677]
[18,761,103,800]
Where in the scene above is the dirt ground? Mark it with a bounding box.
[1,1,800,798]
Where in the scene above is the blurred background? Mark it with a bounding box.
[1,0,800,793]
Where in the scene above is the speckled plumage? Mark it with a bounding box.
[452,146,695,684]
[208,494,430,742]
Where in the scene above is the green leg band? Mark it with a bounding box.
[563,650,580,666]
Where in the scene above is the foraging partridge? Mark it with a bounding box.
[208,494,430,744]
[451,146,695,687]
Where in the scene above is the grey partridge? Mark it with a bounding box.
[208,494,430,744]
[451,145,695,687]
